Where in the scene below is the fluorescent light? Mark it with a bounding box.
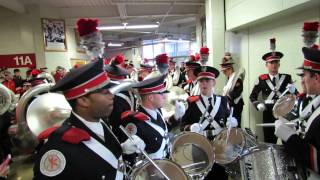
[98,26,125,30]
[98,24,159,30]
[108,42,123,47]
[126,24,159,29]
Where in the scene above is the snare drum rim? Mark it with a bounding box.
[130,158,189,180]
[212,128,246,165]
[170,131,215,176]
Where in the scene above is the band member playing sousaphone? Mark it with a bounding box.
[274,47,320,179]
[220,52,244,127]
[180,65,238,179]
[250,38,294,144]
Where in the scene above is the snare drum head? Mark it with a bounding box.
[170,132,214,176]
[212,128,245,164]
[132,159,188,180]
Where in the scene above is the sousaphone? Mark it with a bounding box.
[222,67,245,96]
[14,83,71,152]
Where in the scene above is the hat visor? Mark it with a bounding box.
[196,76,215,81]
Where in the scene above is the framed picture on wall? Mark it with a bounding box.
[41,18,67,51]
[74,28,86,53]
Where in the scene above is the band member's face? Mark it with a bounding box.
[186,69,196,81]
[151,93,167,109]
[199,78,215,96]
[301,70,320,95]
[266,61,280,74]
[86,89,114,118]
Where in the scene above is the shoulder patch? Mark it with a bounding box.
[40,150,66,177]
[297,92,306,99]
[38,126,60,141]
[259,74,268,80]
[188,95,200,103]
[61,127,90,144]
[121,111,149,121]
[125,123,137,135]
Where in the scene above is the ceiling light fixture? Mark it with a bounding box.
[108,42,123,47]
[98,24,159,30]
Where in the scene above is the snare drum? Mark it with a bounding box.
[239,144,304,180]
[170,132,214,179]
[212,128,257,165]
[130,159,188,180]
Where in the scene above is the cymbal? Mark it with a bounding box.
[26,93,72,136]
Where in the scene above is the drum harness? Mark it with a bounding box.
[197,96,224,137]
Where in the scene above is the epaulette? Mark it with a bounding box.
[38,126,60,141]
[121,111,149,121]
[259,74,268,80]
[188,95,200,103]
[61,127,90,144]
[297,92,306,99]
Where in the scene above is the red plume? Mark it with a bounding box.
[76,18,99,37]
[190,55,196,62]
[155,54,169,64]
[303,22,319,31]
[195,53,200,61]
[200,47,209,54]
[112,54,125,65]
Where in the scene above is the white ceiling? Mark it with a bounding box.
[2,0,204,48]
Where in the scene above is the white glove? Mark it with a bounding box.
[226,117,238,128]
[257,103,266,111]
[274,119,296,142]
[174,101,186,120]
[286,83,296,94]
[190,123,202,134]
[121,135,146,155]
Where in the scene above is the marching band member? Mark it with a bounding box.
[105,54,137,140]
[181,65,237,179]
[169,58,186,87]
[33,59,145,180]
[138,60,154,81]
[182,61,201,95]
[250,38,294,143]
[275,47,320,179]
[220,52,244,127]
[120,75,184,162]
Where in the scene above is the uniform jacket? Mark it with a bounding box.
[249,73,292,110]
[33,114,123,180]
[181,95,230,139]
[108,91,136,142]
[285,103,320,177]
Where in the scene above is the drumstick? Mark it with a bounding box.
[119,126,170,180]
[256,122,296,127]
[181,161,206,169]
[225,108,234,144]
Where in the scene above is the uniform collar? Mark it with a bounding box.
[72,111,105,139]
[141,106,158,120]
[268,73,279,80]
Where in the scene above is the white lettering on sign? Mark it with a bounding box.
[14,56,33,66]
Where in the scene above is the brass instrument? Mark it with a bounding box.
[222,67,245,96]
